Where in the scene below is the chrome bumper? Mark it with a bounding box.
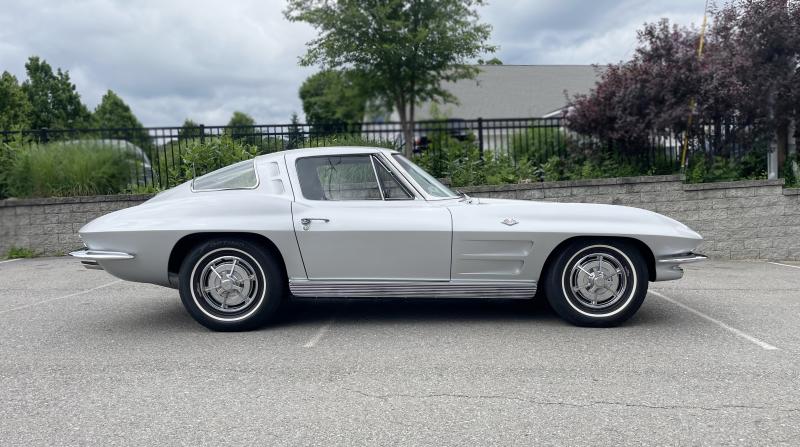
[655,252,707,281]
[69,249,135,270]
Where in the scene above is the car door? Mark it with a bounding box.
[287,152,452,281]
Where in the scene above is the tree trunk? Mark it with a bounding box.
[397,98,414,158]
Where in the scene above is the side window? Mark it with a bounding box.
[296,155,382,200]
[373,157,413,200]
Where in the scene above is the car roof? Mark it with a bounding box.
[256,146,398,162]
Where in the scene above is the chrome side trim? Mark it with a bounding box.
[69,249,135,260]
[657,253,708,264]
[289,280,537,299]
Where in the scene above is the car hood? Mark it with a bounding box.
[451,197,702,241]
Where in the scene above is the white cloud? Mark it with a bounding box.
[0,0,709,126]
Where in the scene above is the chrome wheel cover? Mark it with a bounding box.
[197,255,260,314]
[567,251,629,311]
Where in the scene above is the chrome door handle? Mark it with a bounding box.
[300,218,330,225]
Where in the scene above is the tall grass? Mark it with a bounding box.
[4,143,133,198]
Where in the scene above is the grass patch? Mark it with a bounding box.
[6,246,36,259]
[3,142,135,198]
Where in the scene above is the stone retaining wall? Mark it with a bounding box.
[1,176,798,260]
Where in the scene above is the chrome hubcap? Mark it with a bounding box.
[569,252,628,310]
[198,255,259,314]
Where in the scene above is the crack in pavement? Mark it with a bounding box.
[344,388,800,413]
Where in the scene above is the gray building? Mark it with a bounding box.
[378,64,603,121]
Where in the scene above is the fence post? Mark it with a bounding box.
[477,117,484,160]
[40,128,49,144]
[199,124,205,144]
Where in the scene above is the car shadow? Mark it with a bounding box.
[277,296,559,327]
[109,293,674,333]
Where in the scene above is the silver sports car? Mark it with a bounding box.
[70,147,706,331]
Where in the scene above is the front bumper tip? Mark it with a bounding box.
[655,252,707,281]
[69,249,135,270]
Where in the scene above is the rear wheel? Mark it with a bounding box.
[544,240,648,327]
[178,238,285,331]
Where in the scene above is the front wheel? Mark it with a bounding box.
[178,238,285,331]
[544,240,648,327]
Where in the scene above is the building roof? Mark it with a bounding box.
[410,65,602,120]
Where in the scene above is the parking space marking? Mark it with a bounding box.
[650,290,779,351]
[0,280,122,316]
[0,259,21,265]
[303,317,335,348]
[768,261,800,270]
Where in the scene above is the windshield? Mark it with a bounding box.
[392,154,458,198]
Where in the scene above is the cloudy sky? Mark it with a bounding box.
[0,0,706,127]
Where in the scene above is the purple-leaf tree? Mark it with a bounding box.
[567,0,799,162]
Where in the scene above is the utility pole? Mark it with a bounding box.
[679,0,710,172]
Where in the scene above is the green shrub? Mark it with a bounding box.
[509,126,568,164]
[299,133,395,150]
[4,143,133,198]
[5,246,36,259]
[686,153,766,184]
[180,135,259,180]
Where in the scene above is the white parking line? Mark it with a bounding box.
[650,290,778,351]
[768,261,800,270]
[303,317,335,348]
[0,258,21,265]
[0,280,122,316]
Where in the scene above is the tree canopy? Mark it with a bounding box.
[227,111,256,128]
[93,90,144,129]
[178,119,203,139]
[285,0,495,155]
[567,0,799,160]
[21,56,92,129]
[0,71,32,130]
[92,89,150,145]
[226,111,256,142]
[299,70,366,132]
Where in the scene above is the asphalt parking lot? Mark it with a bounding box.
[1,257,799,446]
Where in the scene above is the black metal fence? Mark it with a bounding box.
[0,117,759,190]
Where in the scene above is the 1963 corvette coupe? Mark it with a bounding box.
[70,146,706,331]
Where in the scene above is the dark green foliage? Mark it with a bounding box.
[21,56,91,130]
[685,152,768,183]
[286,113,304,150]
[225,111,257,144]
[299,70,366,131]
[0,71,32,130]
[92,90,150,146]
[227,111,256,128]
[178,119,203,139]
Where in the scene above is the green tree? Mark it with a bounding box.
[227,111,256,128]
[225,111,256,142]
[92,90,151,146]
[299,70,366,133]
[93,90,143,129]
[0,72,32,130]
[178,119,203,139]
[21,56,91,130]
[478,57,503,65]
[285,0,496,156]
[287,112,304,149]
